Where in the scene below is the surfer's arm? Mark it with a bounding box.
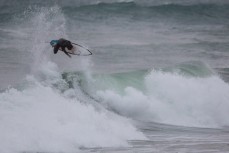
[53,45,59,54]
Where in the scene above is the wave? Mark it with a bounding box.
[1,59,228,152]
[64,61,215,94]
[2,0,229,15]
[0,62,146,153]
[2,1,229,27]
[62,61,229,128]
[56,1,229,26]
[65,1,229,16]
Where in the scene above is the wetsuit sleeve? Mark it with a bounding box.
[54,45,59,54]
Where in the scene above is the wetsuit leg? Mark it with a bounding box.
[66,41,73,50]
[61,46,71,58]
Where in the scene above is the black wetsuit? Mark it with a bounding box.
[54,38,73,57]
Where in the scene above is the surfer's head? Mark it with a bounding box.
[50,40,58,47]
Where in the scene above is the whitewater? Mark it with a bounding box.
[1,0,229,152]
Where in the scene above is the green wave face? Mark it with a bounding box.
[62,61,215,95]
[60,60,229,128]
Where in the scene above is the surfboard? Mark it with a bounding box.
[59,43,92,56]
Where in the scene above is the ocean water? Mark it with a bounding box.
[1,0,229,152]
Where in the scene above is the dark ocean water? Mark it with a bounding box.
[0,0,229,152]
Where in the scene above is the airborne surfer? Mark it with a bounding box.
[50,38,73,58]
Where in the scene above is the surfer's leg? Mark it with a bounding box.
[61,46,65,51]
[67,42,73,50]
[61,47,71,58]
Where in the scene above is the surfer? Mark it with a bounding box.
[50,38,73,58]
